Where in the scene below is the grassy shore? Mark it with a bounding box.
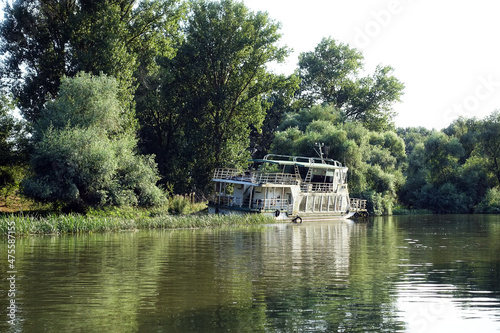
[0,209,277,236]
[1,195,276,236]
[392,208,433,215]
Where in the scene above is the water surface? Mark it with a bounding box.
[1,215,499,332]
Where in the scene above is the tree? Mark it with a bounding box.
[145,0,294,193]
[0,93,28,200]
[272,104,406,215]
[477,110,500,185]
[0,0,185,124]
[443,116,480,163]
[0,94,19,166]
[297,38,363,109]
[399,129,478,213]
[22,73,166,210]
[423,132,464,186]
[297,37,404,130]
[249,75,300,159]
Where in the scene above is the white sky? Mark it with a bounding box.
[243,0,500,130]
[2,1,499,130]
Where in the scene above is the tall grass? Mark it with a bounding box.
[392,207,433,215]
[0,212,275,236]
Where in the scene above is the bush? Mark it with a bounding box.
[168,195,190,214]
[0,165,25,203]
[475,187,500,214]
[22,73,166,210]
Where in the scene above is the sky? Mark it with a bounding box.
[2,1,499,130]
[243,0,500,130]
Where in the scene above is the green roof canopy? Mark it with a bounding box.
[249,155,346,170]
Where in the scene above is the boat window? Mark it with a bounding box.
[306,197,314,212]
[328,196,336,211]
[299,196,307,211]
[321,197,329,211]
[314,196,321,211]
[311,175,325,183]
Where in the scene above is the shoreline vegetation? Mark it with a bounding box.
[0,207,277,236]
[2,1,500,228]
[0,194,446,236]
[0,198,433,237]
[3,192,494,237]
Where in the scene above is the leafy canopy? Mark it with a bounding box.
[23,73,166,210]
[297,37,404,131]
[272,104,406,215]
[0,0,185,124]
[147,0,295,193]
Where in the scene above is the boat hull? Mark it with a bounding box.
[208,154,368,222]
[207,204,355,221]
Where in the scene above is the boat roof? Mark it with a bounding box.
[250,154,346,170]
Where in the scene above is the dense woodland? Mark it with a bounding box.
[1,0,500,215]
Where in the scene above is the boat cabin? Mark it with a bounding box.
[208,154,367,221]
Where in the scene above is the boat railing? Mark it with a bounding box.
[213,168,253,182]
[300,183,336,193]
[264,154,343,167]
[350,198,367,212]
[252,172,298,185]
[250,198,291,212]
[212,194,291,212]
[213,168,298,185]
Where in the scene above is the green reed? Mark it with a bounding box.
[0,212,275,235]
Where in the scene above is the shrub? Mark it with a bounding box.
[22,73,166,210]
[168,195,190,215]
[475,187,500,214]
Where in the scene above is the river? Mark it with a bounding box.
[1,215,500,332]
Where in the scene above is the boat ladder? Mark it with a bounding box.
[304,168,313,183]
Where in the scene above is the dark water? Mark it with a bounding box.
[1,215,500,332]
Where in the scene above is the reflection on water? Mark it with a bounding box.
[1,215,500,332]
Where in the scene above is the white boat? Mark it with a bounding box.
[208,153,367,222]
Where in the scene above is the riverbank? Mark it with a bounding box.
[0,211,277,235]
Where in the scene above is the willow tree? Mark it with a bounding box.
[23,73,166,211]
[297,37,404,131]
[155,0,294,193]
[272,104,407,215]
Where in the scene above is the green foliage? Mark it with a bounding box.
[396,127,432,157]
[475,187,500,214]
[417,182,471,214]
[22,73,166,210]
[0,94,27,165]
[423,132,464,185]
[0,165,26,203]
[0,93,28,200]
[34,73,125,137]
[168,195,190,215]
[398,110,500,214]
[297,37,404,131]
[297,38,363,108]
[0,94,16,162]
[0,0,185,123]
[443,116,480,162]
[0,211,273,235]
[477,111,500,184]
[392,207,432,215]
[140,0,296,194]
[272,104,406,215]
[249,75,301,159]
[366,191,394,216]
